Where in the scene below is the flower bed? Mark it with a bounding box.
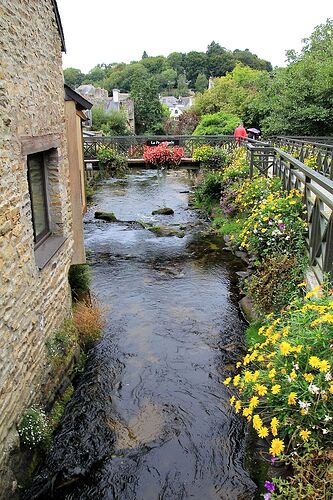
[143,142,184,167]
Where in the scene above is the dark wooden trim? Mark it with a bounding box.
[21,135,60,156]
[64,84,93,111]
[51,0,66,52]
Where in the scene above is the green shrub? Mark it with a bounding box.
[45,319,78,370]
[246,253,307,314]
[68,264,91,300]
[193,111,240,135]
[192,145,231,169]
[18,407,48,448]
[48,385,74,434]
[212,213,246,247]
[96,146,127,175]
[195,171,223,205]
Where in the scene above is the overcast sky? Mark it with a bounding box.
[57,0,332,73]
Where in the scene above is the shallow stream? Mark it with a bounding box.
[26,169,256,499]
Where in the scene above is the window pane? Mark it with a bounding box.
[27,153,49,242]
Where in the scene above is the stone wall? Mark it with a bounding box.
[0,1,74,492]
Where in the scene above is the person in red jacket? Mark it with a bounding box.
[234,122,248,145]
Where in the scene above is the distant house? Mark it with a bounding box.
[76,84,135,133]
[160,96,194,118]
[0,0,91,493]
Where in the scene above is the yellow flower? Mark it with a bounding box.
[329,386,333,394]
[319,360,331,373]
[271,385,281,395]
[309,356,321,369]
[269,438,285,456]
[271,417,279,429]
[305,285,321,299]
[249,396,259,409]
[243,407,252,417]
[244,371,254,383]
[280,341,292,356]
[223,377,231,385]
[235,400,242,413]
[288,392,297,405]
[253,414,263,431]
[230,396,236,406]
[289,370,297,381]
[252,371,260,382]
[297,281,307,287]
[258,426,269,438]
[299,429,311,441]
[254,384,268,396]
[303,373,314,383]
[269,369,276,379]
[236,362,242,368]
[300,408,309,416]
[233,374,241,386]
[295,345,303,353]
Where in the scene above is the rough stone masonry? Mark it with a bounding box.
[0,0,76,492]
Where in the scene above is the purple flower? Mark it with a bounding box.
[264,494,271,500]
[270,456,276,464]
[264,481,275,493]
[278,223,285,230]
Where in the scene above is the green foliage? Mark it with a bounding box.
[272,443,333,499]
[192,145,231,169]
[96,146,127,176]
[48,385,74,434]
[176,74,190,97]
[211,213,246,247]
[18,407,48,448]
[91,107,129,135]
[130,78,164,134]
[63,67,85,88]
[195,171,223,204]
[68,264,91,300]
[258,19,333,136]
[246,253,307,314]
[45,320,78,370]
[195,73,209,93]
[193,111,240,135]
[194,64,270,127]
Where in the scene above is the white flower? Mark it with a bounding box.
[293,363,299,371]
[322,429,329,434]
[325,372,332,381]
[298,400,311,409]
[324,415,332,422]
[308,384,320,394]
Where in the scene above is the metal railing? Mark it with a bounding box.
[269,136,333,180]
[247,142,333,281]
[83,135,264,160]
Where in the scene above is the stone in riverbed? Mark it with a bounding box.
[152,207,174,215]
[94,211,118,222]
[146,224,185,238]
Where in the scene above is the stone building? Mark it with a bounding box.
[0,0,91,492]
[76,84,136,133]
[159,95,194,118]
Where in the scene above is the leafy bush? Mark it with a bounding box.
[45,319,78,370]
[195,171,223,204]
[193,111,240,135]
[91,107,129,136]
[246,253,307,314]
[68,264,91,300]
[192,145,231,169]
[48,385,74,434]
[96,146,127,175]
[240,190,307,258]
[212,213,246,247]
[143,142,184,167]
[225,286,333,458]
[18,407,48,448]
[73,298,106,349]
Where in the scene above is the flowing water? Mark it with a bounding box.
[26,169,256,500]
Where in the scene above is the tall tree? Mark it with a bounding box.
[142,51,149,59]
[206,41,235,77]
[195,73,208,93]
[184,51,207,87]
[63,67,85,88]
[176,74,190,97]
[130,78,164,134]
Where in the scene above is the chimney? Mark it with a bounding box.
[113,89,120,103]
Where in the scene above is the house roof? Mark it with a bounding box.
[64,84,93,110]
[51,0,66,52]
